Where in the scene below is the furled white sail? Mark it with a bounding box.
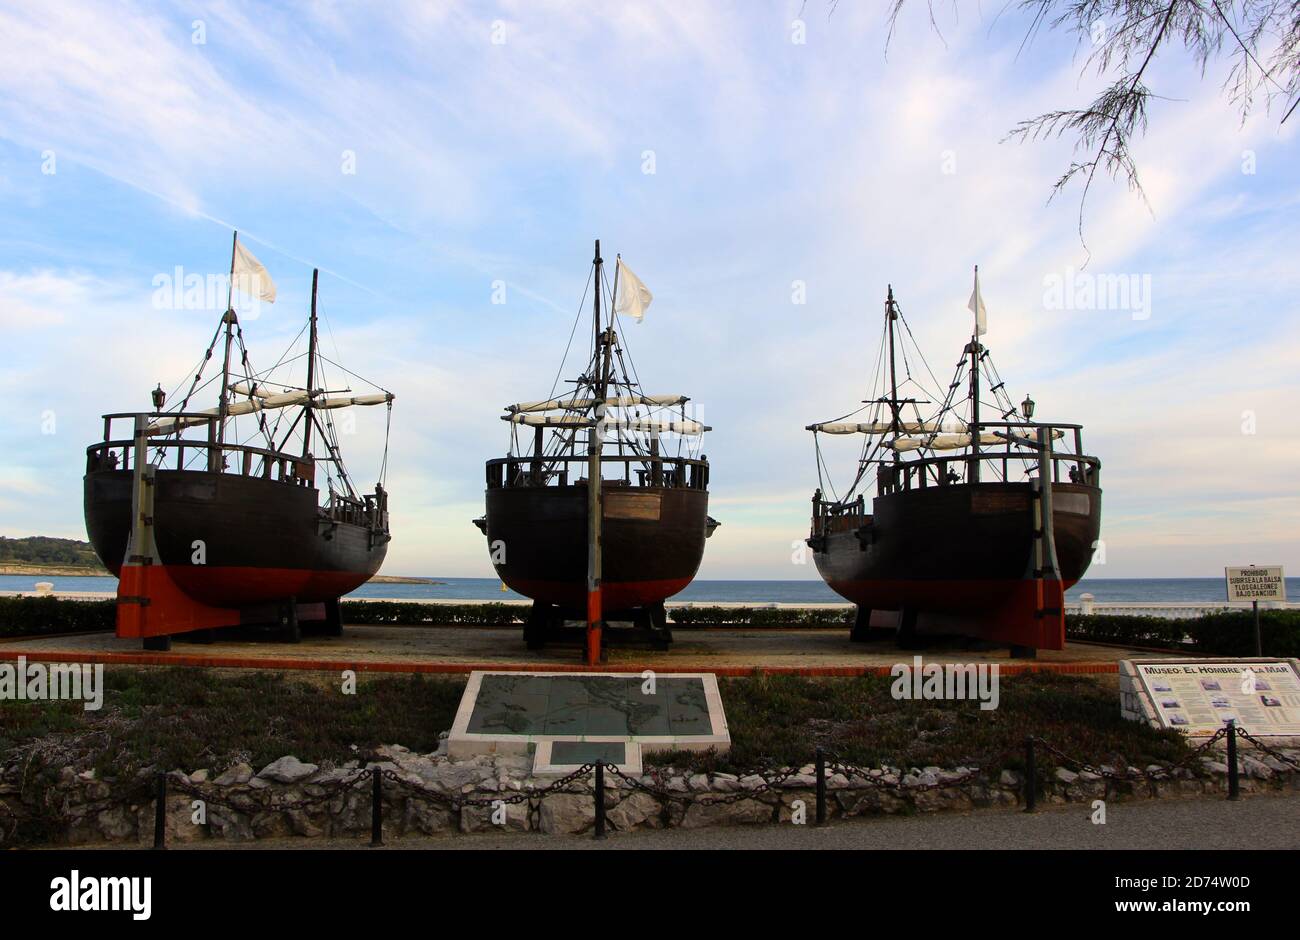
[887,432,1006,452]
[507,393,687,414]
[505,413,707,435]
[228,382,271,399]
[808,420,957,435]
[147,389,389,434]
[315,392,393,409]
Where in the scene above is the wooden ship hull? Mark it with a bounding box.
[811,480,1100,650]
[806,276,1102,654]
[84,467,387,608]
[483,482,709,611]
[478,239,715,653]
[81,248,395,648]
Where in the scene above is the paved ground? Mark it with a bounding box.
[0,624,1176,674]
[147,791,1300,851]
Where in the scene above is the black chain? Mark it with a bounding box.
[825,749,994,792]
[1235,729,1300,771]
[1028,727,1228,783]
[171,768,371,814]
[379,763,597,809]
[605,764,800,805]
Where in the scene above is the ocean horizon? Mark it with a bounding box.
[2,574,1294,605]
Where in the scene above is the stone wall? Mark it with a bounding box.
[3,742,1298,846]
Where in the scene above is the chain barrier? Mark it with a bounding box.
[17,724,1298,847]
[1027,726,1229,784]
[1235,729,1300,771]
[170,767,372,814]
[824,750,998,792]
[604,762,803,805]
[377,762,598,809]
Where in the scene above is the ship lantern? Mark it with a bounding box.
[151,383,166,411]
[1021,394,1035,421]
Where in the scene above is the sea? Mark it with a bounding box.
[1,574,1295,605]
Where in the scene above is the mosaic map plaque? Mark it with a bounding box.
[448,671,729,761]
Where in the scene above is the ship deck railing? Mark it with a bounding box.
[874,421,1100,497]
[88,412,317,488]
[811,422,1100,526]
[486,453,709,491]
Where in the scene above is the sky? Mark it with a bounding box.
[0,1,1296,580]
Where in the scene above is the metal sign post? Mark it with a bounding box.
[1225,565,1286,657]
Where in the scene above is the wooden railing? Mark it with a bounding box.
[810,422,1100,529]
[486,454,709,491]
[87,412,314,487]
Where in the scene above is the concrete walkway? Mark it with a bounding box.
[152,791,1300,851]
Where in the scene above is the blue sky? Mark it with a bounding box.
[0,1,1296,579]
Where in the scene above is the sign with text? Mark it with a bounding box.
[1225,566,1286,602]
[1133,660,1300,737]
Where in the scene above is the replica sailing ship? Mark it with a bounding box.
[806,270,1101,653]
[475,240,717,650]
[84,234,395,648]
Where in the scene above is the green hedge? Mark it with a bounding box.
[0,596,116,637]
[2,596,1295,656]
[1068,609,1300,657]
[339,601,526,626]
[667,606,854,628]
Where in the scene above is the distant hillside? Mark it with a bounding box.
[0,536,104,570]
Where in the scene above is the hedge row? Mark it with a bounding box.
[0,596,1295,656]
[0,596,116,637]
[1068,609,1300,657]
[667,605,854,628]
[339,601,525,626]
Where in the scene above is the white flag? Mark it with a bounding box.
[967,265,986,336]
[614,258,652,321]
[231,238,277,304]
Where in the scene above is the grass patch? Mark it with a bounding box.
[0,668,466,782]
[656,671,1191,775]
[2,668,1190,786]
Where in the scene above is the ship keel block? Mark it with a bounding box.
[115,562,240,640]
[824,577,1068,652]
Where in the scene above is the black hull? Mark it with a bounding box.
[813,480,1101,622]
[483,483,709,609]
[84,468,388,606]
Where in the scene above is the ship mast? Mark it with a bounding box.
[885,285,901,463]
[967,265,982,483]
[302,268,319,459]
[586,239,605,666]
[216,231,239,451]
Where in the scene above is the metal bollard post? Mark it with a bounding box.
[370,766,384,846]
[593,760,607,840]
[152,772,167,850]
[1226,720,1240,802]
[1023,736,1037,813]
[814,747,827,826]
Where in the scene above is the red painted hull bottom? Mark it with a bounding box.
[827,578,1070,651]
[116,564,368,638]
[506,577,692,613]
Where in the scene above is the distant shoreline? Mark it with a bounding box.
[0,566,443,586]
[0,564,110,578]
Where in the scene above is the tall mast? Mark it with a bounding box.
[217,230,239,448]
[885,285,901,462]
[586,239,605,665]
[302,268,319,459]
[968,266,982,483]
